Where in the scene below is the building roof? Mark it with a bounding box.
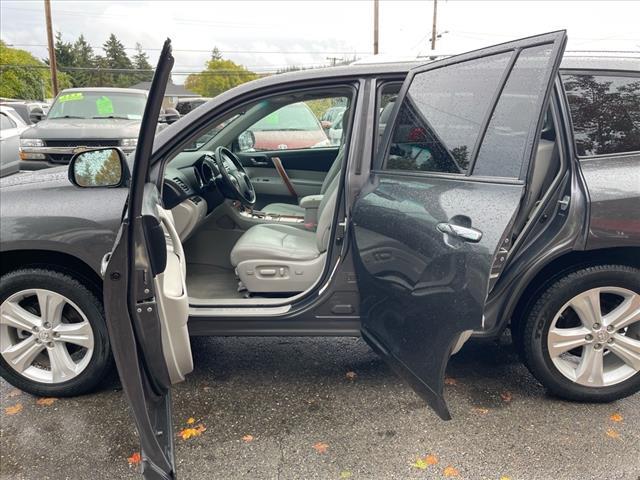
[128,80,199,97]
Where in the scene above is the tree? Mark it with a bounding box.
[103,33,133,87]
[185,46,258,97]
[0,41,69,99]
[54,32,75,67]
[71,34,95,87]
[132,43,153,83]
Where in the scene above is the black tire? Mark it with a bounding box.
[0,268,113,397]
[517,264,640,402]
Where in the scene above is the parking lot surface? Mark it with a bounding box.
[1,336,639,480]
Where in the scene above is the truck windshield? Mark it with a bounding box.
[47,91,147,120]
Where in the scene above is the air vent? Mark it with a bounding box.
[172,177,189,192]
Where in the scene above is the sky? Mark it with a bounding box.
[1,0,639,84]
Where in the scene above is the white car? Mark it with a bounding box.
[0,106,28,177]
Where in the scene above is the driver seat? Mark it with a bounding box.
[230,174,339,293]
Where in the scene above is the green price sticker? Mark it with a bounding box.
[58,92,84,102]
[95,96,114,115]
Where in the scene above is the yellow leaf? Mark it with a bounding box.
[340,471,352,479]
[444,377,457,386]
[411,458,429,470]
[242,434,254,443]
[4,403,22,415]
[186,417,195,425]
[127,451,141,466]
[179,424,206,440]
[606,429,620,439]
[500,476,512,480]
[471,407,489,415]
[443,465,460,477]
[36,397,57,406]
[610,412,623,423]
[345,371,357,381]
[313,442,329,454]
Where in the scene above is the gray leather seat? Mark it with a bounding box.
[231,175,339,293]
[262,147,344,216]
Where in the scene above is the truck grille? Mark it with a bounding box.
[44,140,120,148]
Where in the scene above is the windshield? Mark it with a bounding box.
[251,103,321,131]
[47,91,147,120]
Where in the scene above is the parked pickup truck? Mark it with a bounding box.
[18,87,148,170]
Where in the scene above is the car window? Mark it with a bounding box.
[562,73,640,156]
[383,52,511,174]
[375,82,402,152]
[0,112,16,130]
[47,91,147,120]
[236,96,347,152]
[473,44,556,177]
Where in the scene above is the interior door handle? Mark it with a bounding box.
[437,222,483,243]
[249,158,269,167]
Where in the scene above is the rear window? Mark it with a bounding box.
[562,73,640,156]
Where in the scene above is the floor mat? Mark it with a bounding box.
[186,264,243,299]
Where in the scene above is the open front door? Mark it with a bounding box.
[103,40,193,479]
[352,31,567,419]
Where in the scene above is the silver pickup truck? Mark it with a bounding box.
[18,87,149,170]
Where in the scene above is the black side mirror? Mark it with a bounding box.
[162,107,180,124]
[68,147,129,188]
[29,106,45,124]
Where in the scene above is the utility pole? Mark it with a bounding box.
[44,0,59,97]
[373,0,379,55]
[430,0,438,50]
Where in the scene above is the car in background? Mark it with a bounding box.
[0,106,29,177]
[239,101,329,151]
[0,101,47,125]
[18,87,149,170]
[175,97,210,116]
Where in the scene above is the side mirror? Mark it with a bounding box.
[159,108,180,125]
[29,106,45,124]
[68,148,128,188]
[237,130,255,152]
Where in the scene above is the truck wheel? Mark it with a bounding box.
[0,269,113,397]
[519,265,640,402]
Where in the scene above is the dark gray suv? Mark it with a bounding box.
[1,34,639,475]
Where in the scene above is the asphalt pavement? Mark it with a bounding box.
[1,335,639,480]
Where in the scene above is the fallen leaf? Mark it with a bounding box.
[313,442,329,454]
[242,434,254,443]
[4,403,22,415]
[499,476,512,480]
[186,417,195,425]
[345,371,357,381]
[411,458,429,470]
[606,429,620,439]
[340,471,352,479]
[610,412,623,423]
[500,391,513,402]
[471,407,489,415]
[179,424,206,440]
[36,397,57,406]
[127,452,141,466]
[443,465,460,477]
[424,454,438,465]
[7,389,22,398]
[444,377,457,386]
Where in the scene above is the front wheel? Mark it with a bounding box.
[0,269,113,397]
[519,265,640,402]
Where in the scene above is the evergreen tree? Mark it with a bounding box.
[54,32,75,67]
[71,34,95,87]
[103,33,133,87]
[132,43,153,83]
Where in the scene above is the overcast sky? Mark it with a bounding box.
[1,0,638,83]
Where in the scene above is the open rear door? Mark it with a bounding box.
[352,31,566,419]
[103,39,193,479]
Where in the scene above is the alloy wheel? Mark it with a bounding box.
[0,289,95,384]
[547,287,640,387]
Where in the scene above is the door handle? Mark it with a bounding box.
[437,222,483,243]
[249,157,269,167]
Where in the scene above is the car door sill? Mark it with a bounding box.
[189,304,292,316]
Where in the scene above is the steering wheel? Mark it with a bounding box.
[211,146,256,206]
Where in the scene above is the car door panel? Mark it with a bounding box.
[351,31,567,420]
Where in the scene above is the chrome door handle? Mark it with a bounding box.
[437,222,483,243]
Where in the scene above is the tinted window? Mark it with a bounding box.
[474,44,555,177]
[563,74,640,156]
[383,52,511,174]
[0,113,16,130]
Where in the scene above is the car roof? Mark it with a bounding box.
[58,87,149,95]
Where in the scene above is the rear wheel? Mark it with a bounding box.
[519,265,640,402]
[0,269,113,397]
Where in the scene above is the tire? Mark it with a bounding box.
[518,264,640,402]
[0,268,113,397]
